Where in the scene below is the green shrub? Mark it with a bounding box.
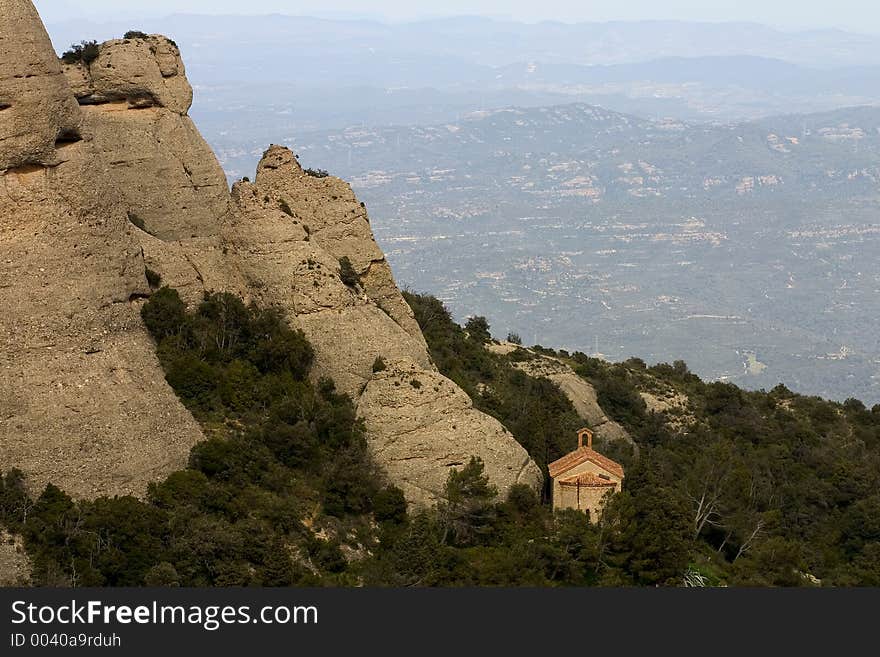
[141,286,187,341]
[372,356,387,373]
[508,347,535,362]
[164,354,219,409]
[246,306,313,379]
[61,40,100,65]
[0,469,29,529]
[465,316,491,344]
[595,374,647,429]
[305,168,329,178]
[323,437,379,517]
[257,420,319,469]
[373,486,408,524]
[144,562,180,587]
[441,457,497,547]
[123,30,149,40]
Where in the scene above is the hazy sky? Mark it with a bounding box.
[33,0,880,34]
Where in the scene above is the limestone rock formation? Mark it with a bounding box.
[252,146,427,345]
[140,232,234,305]
[0,2,205,499]
[357,359,544,506]
[64,35,192,113]
[63,35,229,240]
[228,149,432,398]
[1,1,542,509]
[222,159,541,504]
[0,0,81,170]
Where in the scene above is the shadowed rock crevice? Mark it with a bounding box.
[54,126,82,146]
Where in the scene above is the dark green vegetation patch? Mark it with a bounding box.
[61,40,100,65]
[3,290,879,586]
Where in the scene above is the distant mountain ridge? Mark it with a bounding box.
[261,101,880,406]
[286,102,880,202]
[41,14,880,146]
[44,15,880,73]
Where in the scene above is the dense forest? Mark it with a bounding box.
[2,289,879,586]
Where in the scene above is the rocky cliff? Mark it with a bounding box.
[0,0,80,171]
[0,1,542,506]
[62,34,230,241]
[0,0,205,499]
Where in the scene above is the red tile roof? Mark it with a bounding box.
[558,472,618,488]
[548,446,625,479]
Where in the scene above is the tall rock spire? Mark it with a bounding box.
[0,1,206,499]
[0,0,81,170]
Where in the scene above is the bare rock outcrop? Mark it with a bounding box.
[224,173,431,399]
[139,232,234,306]
[227,147,433,398]
[224,179,431,397]
[357,359,544,507]
[0,5,205,499]
[640,389,695,431]
[253,146,427,345]
[63,35,229,240]
[0,0,81,170]
[0,136,206,499]
[64,35,192,113]
[221,151,543,504]
[225,155,542,504]
[1,2,542,508]
[507,350,636,450]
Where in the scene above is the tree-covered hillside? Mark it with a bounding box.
[403,291,880,586]
[2,290,879,586]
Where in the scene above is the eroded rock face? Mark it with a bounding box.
[63,36,229,240]
[508,351,636,450]
[64,36,192,113]
[253,146,426,344]
[140,232,234,306]
[0,135,205,499]
[0,5,205,499]
[228,152,542,505]
[0,0,81,170]
[1,2,542,507]
[81,104,230,240]
[232,147,433,398]
[358,359,544,507]
[226,177,432,398]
